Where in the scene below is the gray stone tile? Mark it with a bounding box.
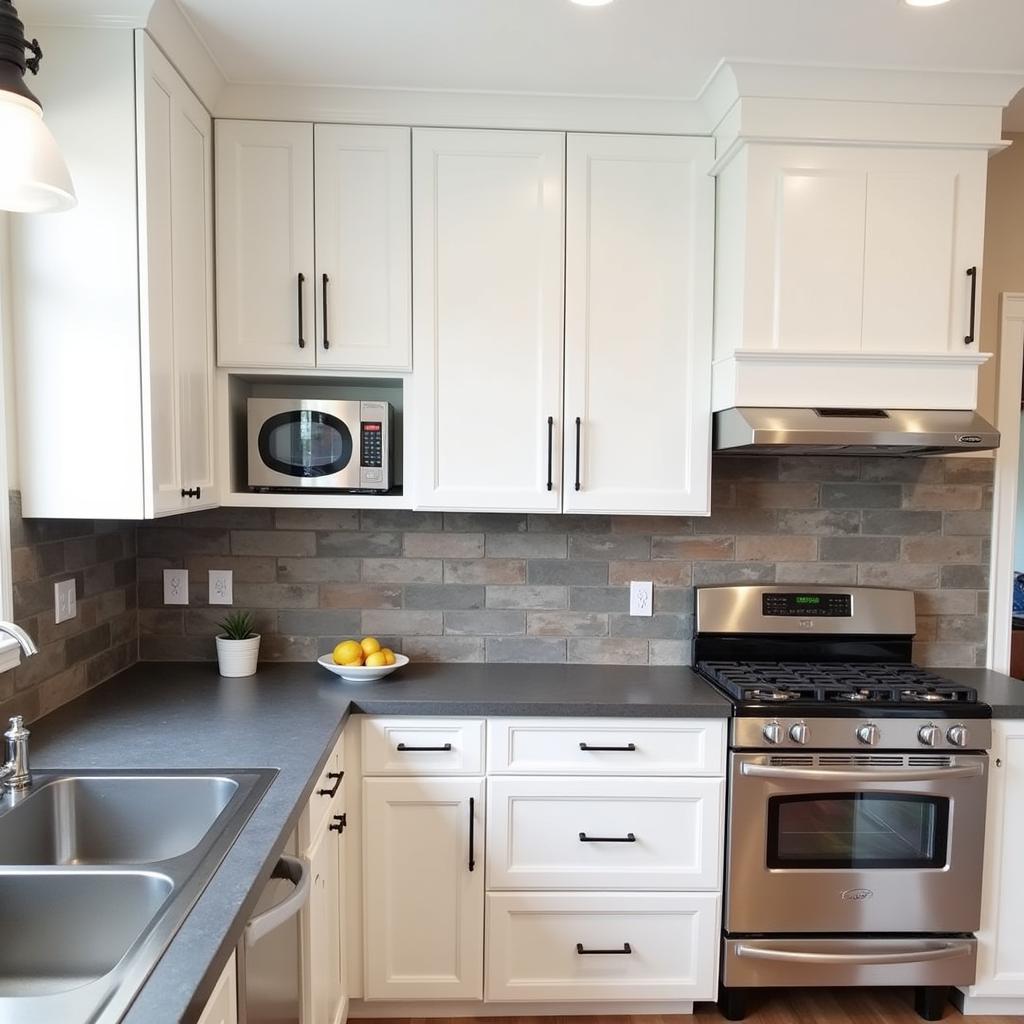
[567,638,650,665]
[185,608,277,637]
[486,585,567,609]
[259,635,321,662]
[652,536,733,560]
[231,531,316,557]
[940,565,989,589]
[569,533,651,561]
[445,512,527,533]
[401,637,484,663]
[776,510,861,536]
[820,536,901,562]
[362,559,443,584]
[444,610,525,636]
[527,611,608,637]
[779,456,860,481]
[653,588,695,613]
[903,485,983,511]
[610,516,694,535]
[317,532,402,557]
[487,533,567,558]
[735,481,819,508]
[917,590,977,615]
[858,564,940,589]
[609,613,691,640]
[186,555,277,583]
[861,510,942,536]
[569,586,630,612]
[140,634,215,661]
[138,528,229,557]
[529,514,611,533]
[776,562,858,585]
[692,508,778,534]
[360,510,443,532]
[485,638,567,663]
[710,456,780,480]
[860,457,945,483]
[901,536,983,564]
[445,559,526,585]
[320,584,403,609]
[404,532,485,559]
[362,609,444,636]
[138,608,185,636]
[648,640,691,666]
[912,641,977,667]
[609,560,692,586]
[693,562,776,585]
[233,583,320,609]
[942,458,994,483]
[274,508,360,530]
[942,510,991,536]
[821,483,901,508]
[404,585,485,610]
[528,560,607,586]
[277,557,360,583]
[277,609,363,637]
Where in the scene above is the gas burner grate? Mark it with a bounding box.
[697,660,978,706]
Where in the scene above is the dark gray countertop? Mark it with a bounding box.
[26,659,729,1024]
[935,668,1024,718]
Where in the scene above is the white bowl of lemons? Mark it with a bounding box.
[318,637,408,682]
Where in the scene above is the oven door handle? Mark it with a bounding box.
[739,762,984,783]
[735,940,975,966]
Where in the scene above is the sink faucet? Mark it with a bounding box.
[0,716,30,792]
[0,621,38,658]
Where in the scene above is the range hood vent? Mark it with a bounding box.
[713,408,1000,456]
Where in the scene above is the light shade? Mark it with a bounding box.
[903,0,953,6]
[570,0,614,6]
[0,91,75,213]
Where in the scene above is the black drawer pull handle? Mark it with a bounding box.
[468,795,476,872]
[396,742,453,752]
[546,416,554,492]
[322,272,330,349]
[579,832,636,843]
[574,416,582,491]
[297,272,306,348]
[579,742,636,752]
[180,487,201,499]
[317,770,343,798]
[964,266,978,345]
[329,813,346,834]
[576,943,632,955]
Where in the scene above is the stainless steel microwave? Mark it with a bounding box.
[247,398,392,493]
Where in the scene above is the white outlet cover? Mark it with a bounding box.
[163,569,189,606]
[209,569,233,606]
[629,580,653,617]
[54,578,77,624]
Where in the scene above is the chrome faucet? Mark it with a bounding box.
[0,621,38,657]
[0,716,31,792]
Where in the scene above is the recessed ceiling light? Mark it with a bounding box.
[903,0,953,7]
[570,0,614,6]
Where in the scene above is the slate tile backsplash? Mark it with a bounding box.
[137,456,994,668]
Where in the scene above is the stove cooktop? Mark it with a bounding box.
[698,660,984,714]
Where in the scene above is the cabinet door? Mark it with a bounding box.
[216,120,315,368]
[363,776,484,1000]
[972,721,1024,997]
[136,35,217,517]
[563,134,714,515]
[197,951,238,1024]
[412,128,564,512]
[315,125,411,370]
[304,821,345,1024]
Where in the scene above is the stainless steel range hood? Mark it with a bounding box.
[713,407,1000,456]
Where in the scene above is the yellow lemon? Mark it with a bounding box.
[361,636,382,657]
[365,651,388,668]
[341,652,365,667]
[381,648,397,666]
[333,639,363,665]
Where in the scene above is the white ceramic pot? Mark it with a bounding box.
[216,634,261,678]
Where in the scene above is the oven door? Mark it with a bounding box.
[248,399,361,489]
[725,751,988,934]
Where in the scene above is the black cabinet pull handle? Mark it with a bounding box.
[576,943,632,955]
[964,266,978,345]
[317,770,343,798]
[329,813,347,834]
[579,742,636,752]
[322,273,330,350]
[297,272,306,348]
[579,832,636,843]
[574,416,582,491]
[546,416,554,492]
[396,742,452,752]
[180,487,201,499]
[468,795,476,872]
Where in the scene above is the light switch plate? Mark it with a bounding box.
[163,569,189,605]
[54,578,77,624]
[209,569,233,606]
[629,580,653,617]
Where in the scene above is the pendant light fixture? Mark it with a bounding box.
[0,0,75,213]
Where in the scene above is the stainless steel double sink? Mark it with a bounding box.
[0,769,276,1023]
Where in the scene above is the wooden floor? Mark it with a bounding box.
[376,989,1022,1024]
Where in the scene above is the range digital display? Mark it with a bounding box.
[762,592,852,617]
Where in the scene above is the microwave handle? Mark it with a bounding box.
[740,762,984,783]
[735,939,975,966]
[244,855,311,948]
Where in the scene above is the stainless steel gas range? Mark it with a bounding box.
[694,585,991,1023]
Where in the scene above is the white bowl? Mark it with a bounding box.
[317,652,409,683]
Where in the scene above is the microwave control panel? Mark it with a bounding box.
[358,401,391,491]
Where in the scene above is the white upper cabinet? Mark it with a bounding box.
[411,128,565,512]
[215,120,412,371]
[215,120,316,368]
[315,125,412,370]
[563,134,714,515]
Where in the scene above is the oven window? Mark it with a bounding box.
[258,411,353,478]
[766,793,949,870]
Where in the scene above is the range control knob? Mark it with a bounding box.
[856,723,880,746]
[947,724,969,748]
[918,724,943,747]
[789,722,810,745]
[762,721,784,745]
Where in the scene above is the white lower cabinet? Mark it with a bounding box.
[362,776,485,1000]
[198,951,238,1024]
[304,820,346,1024]
[485,891,719,1003]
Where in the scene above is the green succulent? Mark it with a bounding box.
[217,610,257,641]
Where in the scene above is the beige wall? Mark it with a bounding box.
[979,133,1024,420]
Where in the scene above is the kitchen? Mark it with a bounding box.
[0,0,1023,1022]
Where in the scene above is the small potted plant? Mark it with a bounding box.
[215,611,260,678]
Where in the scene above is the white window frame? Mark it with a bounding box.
[0,212,20,673]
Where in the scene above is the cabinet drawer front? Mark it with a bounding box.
[487,718,726,776]
[362,718,485,775]
[486,891,719,1002]
[488,777,723,890]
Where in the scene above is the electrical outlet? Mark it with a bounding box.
[54,578,77,624]
[163,569,189,605]
[209,569,233,606]
[629,580,653,617]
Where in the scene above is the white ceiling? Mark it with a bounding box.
[178,0,1024,126]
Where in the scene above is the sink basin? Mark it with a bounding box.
[0,775,240,864]
[0,768,276,1024]
[0,870,173,996]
